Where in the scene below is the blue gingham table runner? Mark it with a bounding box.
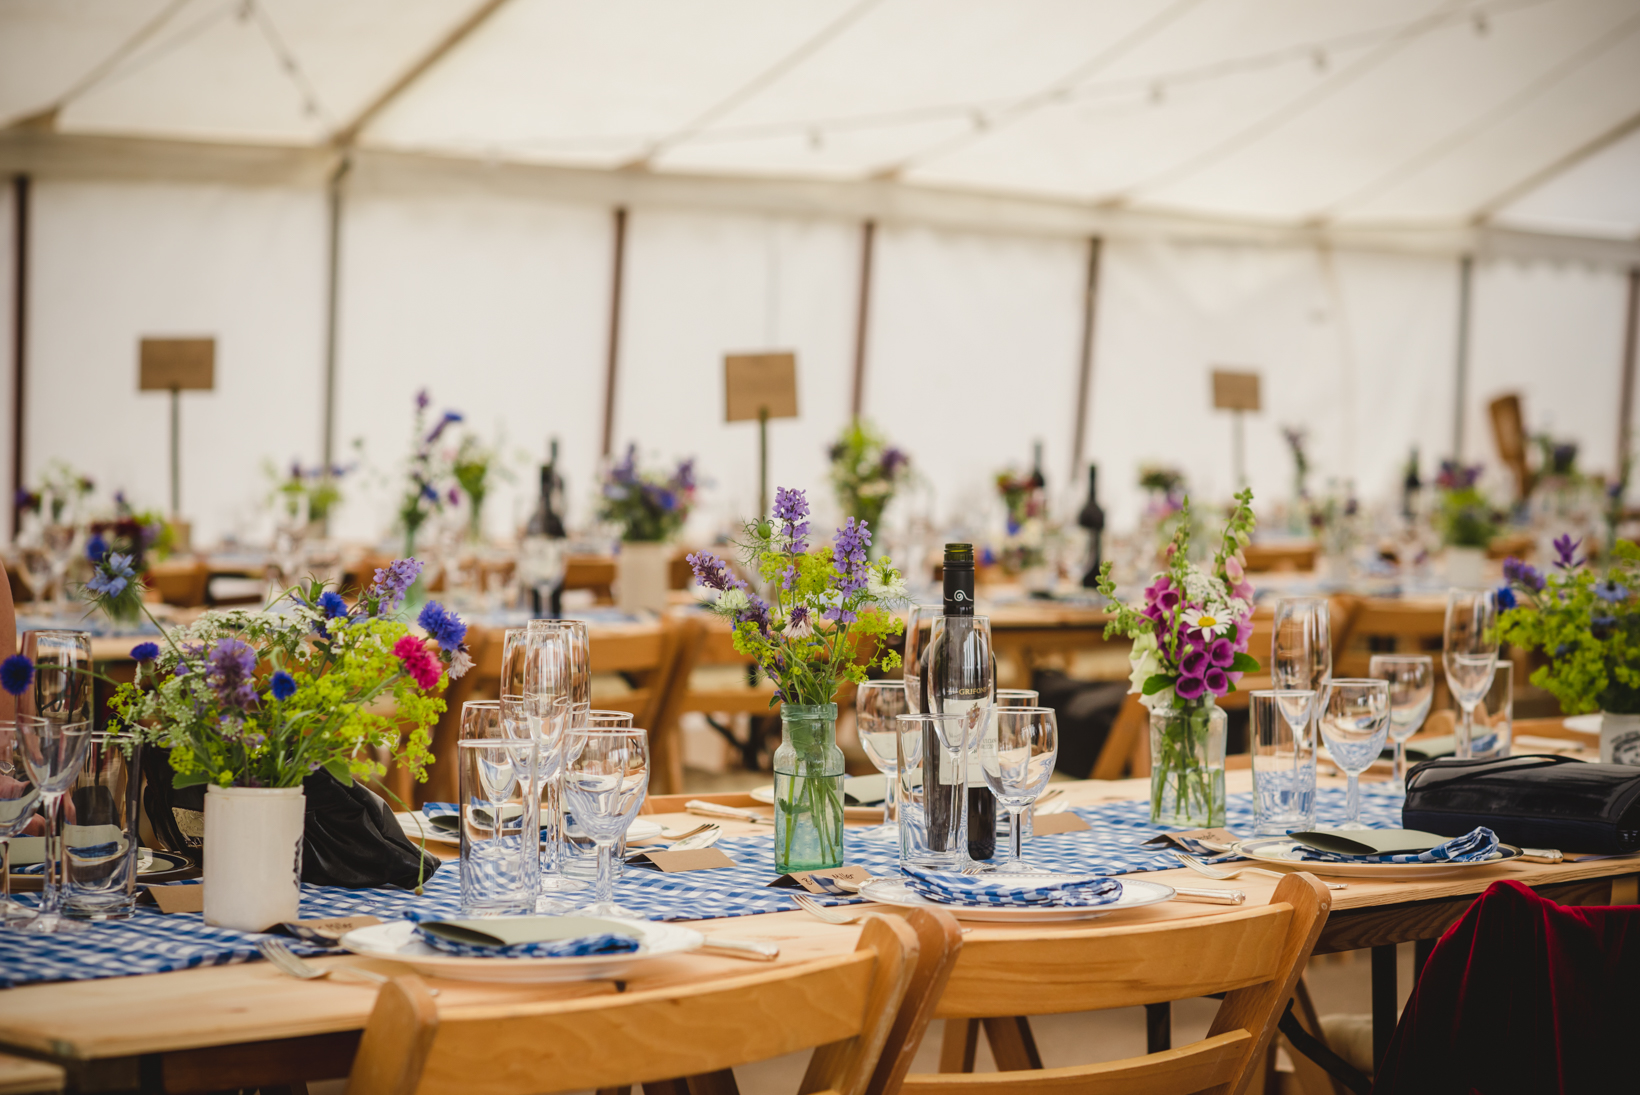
[0,785,1402,988]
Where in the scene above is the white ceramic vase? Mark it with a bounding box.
[1445,546,1487,588]
[203,785,305,932]
[617,541,672,615]
[1600,712,1640,765]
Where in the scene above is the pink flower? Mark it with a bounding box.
[394,635,443,690]
[1180,648,1208,677]
[1208,638,1235,668]
[1176,675,1206,701]
[1204,667,1229,696]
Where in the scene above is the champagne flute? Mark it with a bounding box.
[979,707,1057,872]
[1369,655,1434,788]
[856,681,910,828]
[1318,680,1389,830]
[1444,589,1500,760]
[16,717,93,932]
[0,719,44,925]
[522,627,588,899]
[529,619,590,725]
[902,603,941,714]
[1272,599,1330,760]
[563,728,649,918]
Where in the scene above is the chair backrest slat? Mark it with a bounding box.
[904,1030,1249,1095]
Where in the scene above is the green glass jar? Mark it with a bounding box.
[772,703,845,873]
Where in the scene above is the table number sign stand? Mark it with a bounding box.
[1211,368,1261,490]
[724,352,798,518]
[139,337,215,542]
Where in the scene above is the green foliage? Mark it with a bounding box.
[828,419,910,531]
[1437,486,1500,549]
[1499,540,1640,715]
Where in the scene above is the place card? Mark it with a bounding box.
[143,883,205,914]
[1031,813,1092,835]
[1142,828,1242,851]
[1289,829,1448,856]
[768,865,872,894]
[278,916,382,944]
[625,848,738,873]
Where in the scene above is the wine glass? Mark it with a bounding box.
[18,631,93,724]
[1318,680,1389,830]
[563,727,649,918]
[1272,600,1330,759]
[520,628,587,900]
[979,707,1057,871]
[0,718,44,925]
[1369,655,1434,788]
[856,680,910,829]
[16,717,93,932]
[993,690,1039,843]
[1444,589,1500,760]
[587,710,635,728]
[902,603,942,714]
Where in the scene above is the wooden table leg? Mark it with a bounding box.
[1145,1001,1170,1054]
[1371,944,1398,1070]
[939,1019,978,1073]
[980,1018,1041,1071]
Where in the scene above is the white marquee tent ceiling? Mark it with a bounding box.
[3,0,1639,245]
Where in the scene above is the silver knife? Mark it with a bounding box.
[1172,887,1246,905]
[699,937,780,961]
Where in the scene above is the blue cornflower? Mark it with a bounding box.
[86,553,137,599]
[1595,581,1629,604]
[0,655,34,696]
[368,558,424,614]
[1496,585,1517,611]
[85,534,109,564]
[425,410,463,444]
[417,600,468,651]
[269,671,296,701]
[318,590,348,619]
[130,642,160,662]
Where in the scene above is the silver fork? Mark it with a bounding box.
[257,938,400,987]
[1173,852,1347,890]
[790,893,871,925]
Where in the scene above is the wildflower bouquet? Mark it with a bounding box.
[598,445,696,542]
[400,390,463,555]
[688,487,907,871]
[1499,537,1640,717]
[995,467,1047,574]
[1097,490,1259,825]
[828,419,911,535]
[452,432,502,542]
[88,555,469,790]
[1435,461,1499,549]
[269,460,347,526]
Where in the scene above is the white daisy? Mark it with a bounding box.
[1181,607,1231,640]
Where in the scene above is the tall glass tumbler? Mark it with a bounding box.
[1249,690,1317,835]
[456,738,535,916]
[896,713,969,870]
[63,733,144,920]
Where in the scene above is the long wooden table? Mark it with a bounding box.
[1,773,1635,1094]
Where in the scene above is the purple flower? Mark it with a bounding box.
[1208,638,1235,668]
[824,517,872,623]
[789,604,809,630]
[1180,648,1208,677]
[737,593,773,636]
[772,487,811,552]
[1496,585,1517,611]
[85,534,109,564]
[687,551,746,593]
[318,591,348,619]
[415,388,430,412]
[368,558,424,614]
[86,553,136,599]
[418,600,468,651]
[130,642,160,662]
[880,447,909,479]
[425,410,463,445]
[1502,557,1546,592]
[1436,461,1482,491]
[0,655,34,696]
[1595,580,1629,604]
[205,638,258,709]
[1553,534,1584,571]
[1204,667,1229,696]
[269,671,296,701]
[676,459,696,493]
[447,486,461,506]
[1175,675,1206,701]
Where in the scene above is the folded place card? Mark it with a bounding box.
[417,915,640,950]
[278,916,382,944]
[843,775,888,807]
[1289,829,1452,857]
[1141,828,1243,850]
[143,883,205,914]
[768,865,873,893]
[624,847,738,873]
[1031,812,1092,835]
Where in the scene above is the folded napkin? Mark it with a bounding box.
[1294,827,1499,864]
[407,912,642,959]
[900,864,1123,908]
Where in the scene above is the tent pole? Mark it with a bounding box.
[321,156,350,482]
[849,219,875,420]
[9,174,27,540]
[1620,266,1640,476]
[1451,254,1474,461]
[1070,236,1103,481]
[600,206,628,458]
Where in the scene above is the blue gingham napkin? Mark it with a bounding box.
[406,913,641,959]
[900,864,1123,908]
[1296,827,1499,864]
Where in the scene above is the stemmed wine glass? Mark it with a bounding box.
[1444,589,1500,760]
[1370,655,1434,789]
[978,707,1058,872]
[1272,599,1331,764]
[856,681,910,831]
[0,718,44,925]
[993,690,1039,843]
[1318,680,1389,830]
[563,727,649,918]
[16,717,93,932]
[902,603,942,713]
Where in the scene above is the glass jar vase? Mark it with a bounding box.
[772,703,845,873]
[1149,698,1227,827]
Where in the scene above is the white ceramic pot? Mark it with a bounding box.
[617,541,672,615]
[1600,712,1640,765]
[1445,546,1487,588]
[203,785,305,931]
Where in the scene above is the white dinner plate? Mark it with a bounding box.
[395,813,663,846]
[1563,714,1603,736]
[339,917,702,983]
[855,874,1175,922]
[1234,837,1523,879]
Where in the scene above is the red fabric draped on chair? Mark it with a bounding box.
[1375,879,1640,1094]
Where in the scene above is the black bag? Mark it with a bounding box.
[1403,754,1640,855]
[301,771,440,889]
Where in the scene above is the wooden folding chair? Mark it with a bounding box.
[144,558,211,608]
[564,555,618,605]
[650,614,782,788]
[1330,597,1447,690]
[911,872,1330,1095]
[343,910,957,1095]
